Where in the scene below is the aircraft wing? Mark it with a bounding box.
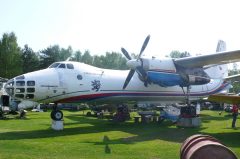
[208,94,240,104]
[224,74,240,81]
[174,50,240,68]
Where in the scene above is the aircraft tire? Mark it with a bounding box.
[51,110,63,121]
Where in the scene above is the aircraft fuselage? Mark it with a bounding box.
[4,61,229,105]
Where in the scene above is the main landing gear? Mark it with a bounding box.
[50,103,63,121]
[112,104,130,122]
[178,86,200,127]
[181,86,197,117]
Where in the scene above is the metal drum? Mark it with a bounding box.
[180,134,237,159]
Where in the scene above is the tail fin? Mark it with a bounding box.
[205,40,228,79]
[216,40,226,52]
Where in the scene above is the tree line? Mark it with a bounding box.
[0,32,129,79]
[0,32,192,79]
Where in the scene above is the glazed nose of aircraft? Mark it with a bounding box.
[4,78,14,97]
[4,75,36,100]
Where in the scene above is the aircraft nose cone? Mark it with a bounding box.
[126,60,141,69]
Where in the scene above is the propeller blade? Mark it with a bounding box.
[123,69,135,89]
[136,66,147,80]
[121,48,132,60]
[138,35,150,59]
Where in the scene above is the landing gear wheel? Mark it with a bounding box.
[51,110,63,121]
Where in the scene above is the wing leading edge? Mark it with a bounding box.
[174,50,240,68]
[208,94,240,104]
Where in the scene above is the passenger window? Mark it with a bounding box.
[58,64,66,68]
[77,75,83,80]
[27,81,35,86]
[26,94,34,99]
[67,64,74,69]
[16,81,25,86]
[27,88,35,93]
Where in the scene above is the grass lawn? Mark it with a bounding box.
[0,110,239,159]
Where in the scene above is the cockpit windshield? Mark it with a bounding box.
[48,63,74,69]
[49,63,60,68]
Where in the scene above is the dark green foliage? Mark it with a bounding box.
[21,44,39,73]
[39,45,73,69]
[72,50,128,70]
[169,50,190,58]
[0,32,22,78]
[59,46,73,61]
[73,50,82,62]
[81,50,93,65]
[228,64,240,93]
[39,45,61,69]
[92,52,128,70]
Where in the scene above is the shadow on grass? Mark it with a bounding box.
[0,114,204,145]
[0,112,239,148]
[207,131,240,148]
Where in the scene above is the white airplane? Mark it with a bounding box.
[4,35,240,121]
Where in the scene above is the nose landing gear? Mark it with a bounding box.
[50,103,63,121]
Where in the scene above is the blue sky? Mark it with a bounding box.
[1,0,240,57]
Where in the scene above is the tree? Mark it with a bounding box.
[228,63,240,93]
[93,55,105,68]
[169,50,190,58]
[103,52,127,69]
[73,50,82,62]
[230,82,240,94]
[59,46,73,61]
[81,50,93,65]
[39,45,61,69]
[0,32,22,78]
[90,52,128,70]
[229,63,239,76]
[21,44,39,73]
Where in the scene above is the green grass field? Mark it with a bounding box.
[0,110,239,159]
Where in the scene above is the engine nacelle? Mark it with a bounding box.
[188,75,210,85]
[142,57,176,73]
[140,57,211,87]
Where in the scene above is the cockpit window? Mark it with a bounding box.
[77,75,83,80]
[49,63,74,69]
[58,64,66,68]
[16,75,25,80]
[67,64,74,69]
[49,63,60,68]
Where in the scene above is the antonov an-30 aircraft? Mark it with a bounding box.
[4,35,240,120]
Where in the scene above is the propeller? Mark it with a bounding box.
[121,48,132,60]
[138,35,150,60]
[122,35,150,89]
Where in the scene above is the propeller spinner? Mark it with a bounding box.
[121,35,150,89]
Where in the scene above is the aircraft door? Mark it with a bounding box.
[56,63,79,93]
[1,95,9,106]
[56,68,69,94]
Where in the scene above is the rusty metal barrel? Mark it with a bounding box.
[180,134,237,159]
